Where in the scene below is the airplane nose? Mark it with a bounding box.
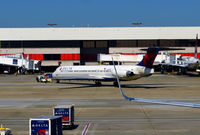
[52,72,55,79]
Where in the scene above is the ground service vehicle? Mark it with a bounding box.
[0,124,11,135]
[53,105,74,128]
[29,116,63,135]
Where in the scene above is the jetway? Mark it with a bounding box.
[0,54,41,73]
[97,53,169,65]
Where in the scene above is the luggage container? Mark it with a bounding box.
[29,116,63,135]
[53,105,74,127]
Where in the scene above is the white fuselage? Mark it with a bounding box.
[181,57,200,70]
[52,65,154,81]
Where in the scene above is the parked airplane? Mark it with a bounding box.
[52,47,160,86]
[160,34,200,74]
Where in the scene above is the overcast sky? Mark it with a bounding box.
[0,0,199,27]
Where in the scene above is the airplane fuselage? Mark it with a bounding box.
[52,65,154,82]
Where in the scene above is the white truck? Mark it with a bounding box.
[0,124,12,135]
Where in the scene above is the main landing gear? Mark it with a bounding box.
[56,80,60,83]
[94,81,119,87]
[95,81,102,86]
[113,81,118,87]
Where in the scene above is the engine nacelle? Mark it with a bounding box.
[112,70,134,77]
[126,71,134,77]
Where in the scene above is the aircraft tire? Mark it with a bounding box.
[161,69,164,74]
[36,77,40,82]
[56,80,60,83]
[177,67,181,75]
[113,81,118,87]
[181,67,187,75]
[160,65,165,74]
[95,81,102,86]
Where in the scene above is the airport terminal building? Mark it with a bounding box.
[0,26,200,70]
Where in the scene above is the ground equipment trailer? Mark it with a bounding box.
[29,116,63,135]
[53,105,74,128]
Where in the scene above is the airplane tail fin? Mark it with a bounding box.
[137,47,160,68]
[195,34,198,58]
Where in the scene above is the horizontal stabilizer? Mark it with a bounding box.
[140,47,185,51]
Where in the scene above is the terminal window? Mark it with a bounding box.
[83,41,95,48]
[44,54,61,60]
[96,41,108,48]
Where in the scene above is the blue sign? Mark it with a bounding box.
[31,120,49,135]
[54,108,69,117]
[13,59,18,65]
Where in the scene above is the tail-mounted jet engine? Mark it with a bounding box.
[112,70,134,77]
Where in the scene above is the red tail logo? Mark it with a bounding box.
[137,47,160,68]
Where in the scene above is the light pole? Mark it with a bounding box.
[47,24,57,27]
[132,22,142,27]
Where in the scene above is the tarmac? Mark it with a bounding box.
[0,74,200,135]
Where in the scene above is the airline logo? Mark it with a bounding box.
[59,67,73,72]
[54,109,70,122]
[54,110,69,116]
[62,116,69,122]
[31,120,49,135]
[37,130,49,135]
[138,47,160,68]
[32,123,48,128]
[143,52,158,68]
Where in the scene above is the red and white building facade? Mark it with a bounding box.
[0,27,199,68]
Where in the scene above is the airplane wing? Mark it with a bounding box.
[112,57,135,101]
[112,57,200,108]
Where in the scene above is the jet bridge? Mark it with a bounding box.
[97,53,167,65]
[159,53,200,74]
[0,54,41,74]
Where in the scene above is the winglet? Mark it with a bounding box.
[112,57,135,101]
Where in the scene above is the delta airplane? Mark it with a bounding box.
[52,47,160,86]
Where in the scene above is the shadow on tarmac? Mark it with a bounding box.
[185,73,200,77]
[59,82,168,89]
[121,84,166,89]
[63,124,79,130]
